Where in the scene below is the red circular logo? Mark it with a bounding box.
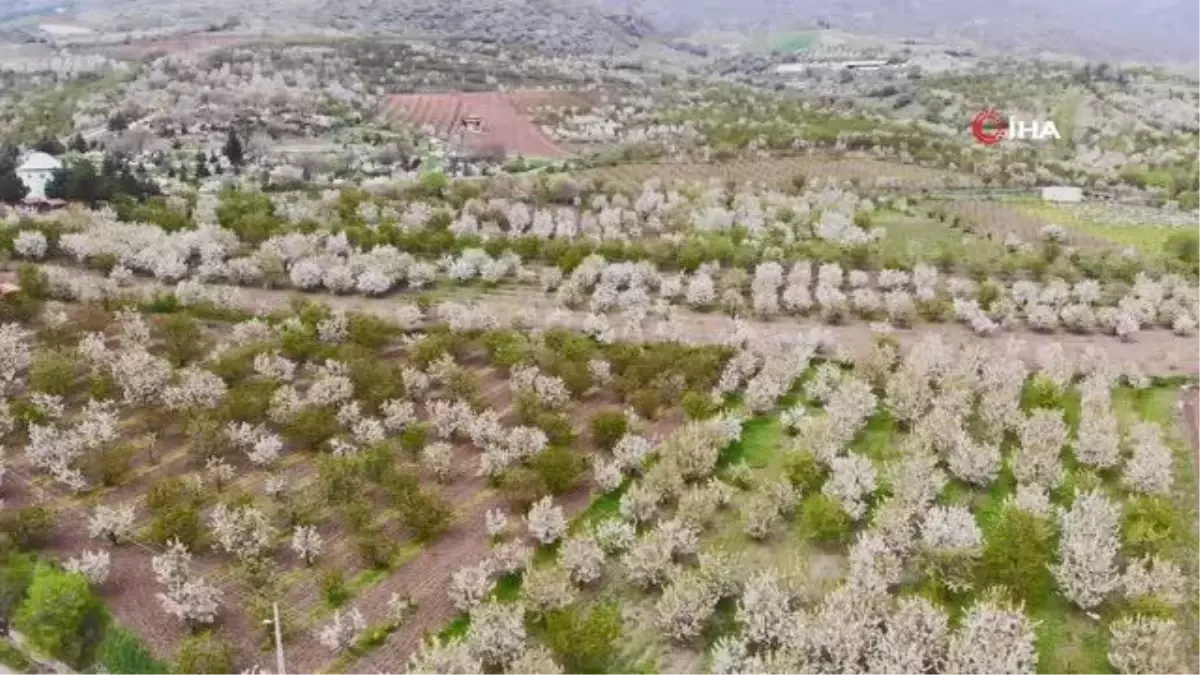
[972,108,1008,145]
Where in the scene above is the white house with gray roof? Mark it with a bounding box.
[16,151,63,201]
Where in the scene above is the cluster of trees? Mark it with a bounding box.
[44,154,161,206]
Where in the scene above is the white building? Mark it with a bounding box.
[1040,186,1083,203]
[16,151,63,201]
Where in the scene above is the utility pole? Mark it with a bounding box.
[272,603,286,675]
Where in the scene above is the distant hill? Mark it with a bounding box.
[44,0,652,56]
[607,0,1200,64]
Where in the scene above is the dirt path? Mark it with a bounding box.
[5,262,1196,376]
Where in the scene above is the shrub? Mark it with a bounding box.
[322,569,350,607]
[347,358,406,412]
[221,379,275,424]
[81,443,139,487]
[629,388,662,420]
[28,350,79,396]
[483,331,531,370]
[145,477,202,512]
[681,390,717,420]
[0,553,36,622]
[95,626,170,674]
[159,314,207,366]
[318,457,366,505]
[410,331,455,368]
[785,450,828,493]
[1123,496,1183,559]
[399,423,429,455]
[543,602,623,674]
[530,445,586,494]
[357,528,397,569]
[175,631,235,674]
[400,489,454,542]
[797,494,854,545]
[980,506,1057,604]
[532,411,577,447]
[208,343,266,383]
[14,564,108,668]
[590,411,629,452]
[0,507,55,550]
[347,313,396,350]
[0,290,41,323]
[498,467,550,509]
[284,406,340,451]
[147,505,204,549]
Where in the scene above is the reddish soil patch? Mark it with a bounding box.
[381,91,572,160]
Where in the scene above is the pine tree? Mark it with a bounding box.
[223,128,244,168]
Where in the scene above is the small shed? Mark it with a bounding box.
[1040,186,1083,203]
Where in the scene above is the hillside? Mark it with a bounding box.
[611,0,1200,64]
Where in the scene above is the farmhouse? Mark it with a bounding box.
[15,151,63,201]
[1040,185,1084,203]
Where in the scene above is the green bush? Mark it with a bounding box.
[175,631,235,674]
[530,445,586,495]
[347,313,397,350]
[482,330,531,370]
[158,314,207,367]
[797,494,854,545]
[498,467,550,509]
[399,423,429,455]
[784,450,828,493]
[681,390,717,420]
[81,443,139,487]
[28,350,79,396]
[221,379,276,424]
[1122,495,1183,559]
[399,489,454,542]
[95,626,170,674]
[284,405,340,451]
[0,507,55,550]
[357,528,397,569]
[543,602,623,674]
[0,553,37,622]
[144,476,202,513]
[208,343,267,383]
[322,569,350,608]
[13,564,108,668]
[346,358,406,412]
[590,411,628,452]
[532,411,577,447]
[980,506,1057,604]
[147,505,203,549]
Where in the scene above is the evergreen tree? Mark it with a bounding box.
[0,168,28,203]
[34,137,65,156]
[223,128,244,168]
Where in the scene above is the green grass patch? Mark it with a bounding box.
[0,638,35,674]
[1019,203,1181,257]
[1031,595,1112,674]
[717,416,780,469]
[94,626,170,674]
[851,409,901,466]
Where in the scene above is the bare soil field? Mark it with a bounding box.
[381,91,573,159]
